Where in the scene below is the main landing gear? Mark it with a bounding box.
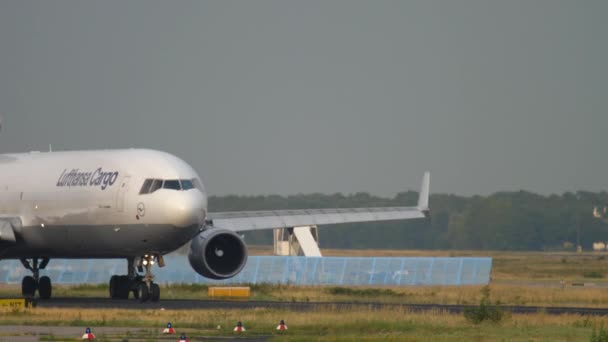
[20,258,52,299]
[109,254,163,302]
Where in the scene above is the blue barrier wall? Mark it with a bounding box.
[0,256,492,286]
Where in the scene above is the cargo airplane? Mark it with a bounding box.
[0,125,430,302]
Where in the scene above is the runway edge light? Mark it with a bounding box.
[163,322,176,334]
[81,327,95,340]
[234,321,246,332]
[276,319,288,331]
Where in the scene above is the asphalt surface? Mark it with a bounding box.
[33,297,608,316]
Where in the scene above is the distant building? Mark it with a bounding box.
[592,242,606,251]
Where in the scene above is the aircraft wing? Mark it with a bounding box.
[207,172,430,232]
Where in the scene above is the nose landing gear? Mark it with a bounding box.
[108,254,163,302]
[20,258,52,299]
[137,254,160,302]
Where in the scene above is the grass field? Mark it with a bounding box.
[3,248,608,341]
[0,306,606,341]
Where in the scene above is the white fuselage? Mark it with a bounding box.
[0,149,207,258]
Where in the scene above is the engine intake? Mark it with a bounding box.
[188,228,248,280]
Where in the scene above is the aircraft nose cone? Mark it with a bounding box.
[169,191,207,227]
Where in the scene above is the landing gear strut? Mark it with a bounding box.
[109,254,163,302]
[20,258,52,299]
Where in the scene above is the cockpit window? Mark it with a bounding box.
[149,179,163,193]
[139,179,153,194]
[181,179,194,190]
[140,178,202,194]
[163,180,182,190]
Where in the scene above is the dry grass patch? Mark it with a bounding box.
[5,282,608,307]
[0,307,605,341]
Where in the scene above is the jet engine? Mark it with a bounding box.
[188,228,248,280]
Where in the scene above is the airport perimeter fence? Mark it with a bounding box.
[0,256,492,286]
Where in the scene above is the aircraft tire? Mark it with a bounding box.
[131,275,142,299]
[132,287,140,300]
[110,275,131,299]
[109,275,118,299]
[117,276,130,299]
[138,283,149,303]
[38,276,52,300]
[150,283,160,302]
[21,276,36,298]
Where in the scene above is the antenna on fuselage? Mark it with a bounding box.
[0,113,3,134]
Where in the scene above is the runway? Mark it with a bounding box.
[34,297,608,316]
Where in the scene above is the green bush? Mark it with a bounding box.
[583,271,604,279]
[590,325,608,342]
[464,299,504,324]
[464,286,504,324]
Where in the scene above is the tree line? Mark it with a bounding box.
[208,191,608,251]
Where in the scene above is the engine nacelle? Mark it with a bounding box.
[188,228,248,280]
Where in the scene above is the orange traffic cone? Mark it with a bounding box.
[276,319,288,331]
[233,321,246,332]
[163,322,176,334]
[81,327,95,340]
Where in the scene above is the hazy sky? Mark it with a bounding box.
[0,1,606,197]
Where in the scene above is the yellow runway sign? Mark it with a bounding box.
[0,298,31,309]
[208,287,251,298]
